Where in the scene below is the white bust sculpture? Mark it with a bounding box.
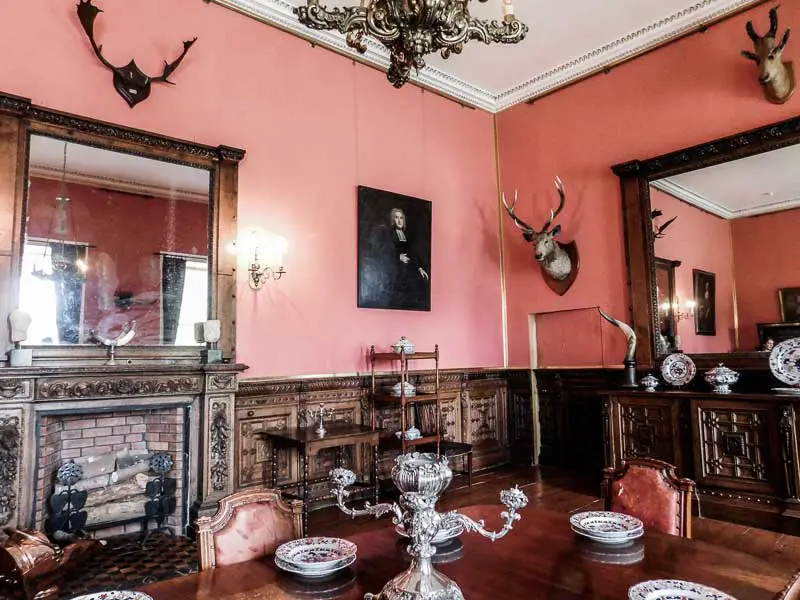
[9,309,32,345]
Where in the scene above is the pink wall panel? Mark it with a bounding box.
[732,207,800,350]
[497,1,800,366]
[0,0,501,376]
[651,189,735,353]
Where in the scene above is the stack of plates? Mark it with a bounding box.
[569,511,644,544]
[629,579,737,600]
[395,519,463,545]
[70,593,154,600]
[275,537,357,579]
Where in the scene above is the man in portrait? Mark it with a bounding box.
[357,187,431,311]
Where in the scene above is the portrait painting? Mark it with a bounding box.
[779,287,800,322]
[357,186,431,311]
[693,269,716,336]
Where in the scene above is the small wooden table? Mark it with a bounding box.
[258,424,380,535]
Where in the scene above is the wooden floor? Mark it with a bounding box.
[310,465,800,569]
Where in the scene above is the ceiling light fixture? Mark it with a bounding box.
[294,0,528,88]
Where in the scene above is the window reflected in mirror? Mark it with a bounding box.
[650,143,800,355]
[20,135,211,346]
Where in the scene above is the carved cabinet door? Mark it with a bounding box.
[610,395,680,470]
[691,399,782,496]
[235,404,298,489]
[461,383,509,469]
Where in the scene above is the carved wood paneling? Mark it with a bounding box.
[0,411,21,527]
[614,397,679,469]
[37,376,202,400]
[236,407,297,489]
[461,383,508,469]
[692,400,780,495]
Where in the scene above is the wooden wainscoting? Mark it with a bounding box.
[234,370,532,499]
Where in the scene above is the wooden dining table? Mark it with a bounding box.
[139,505,796,599]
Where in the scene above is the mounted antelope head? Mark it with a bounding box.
[742,6,795,104]
[502,177,580,295]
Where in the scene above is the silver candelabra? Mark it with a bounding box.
[330,452,528,600]
[300,403,335,436]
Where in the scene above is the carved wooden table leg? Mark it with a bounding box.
[302,453,310,537]
[271,444,278,489]
[372,443,380,505]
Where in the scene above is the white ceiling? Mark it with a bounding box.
[652,144,800,219]
[29,135,210,203]
[210,0,762,111]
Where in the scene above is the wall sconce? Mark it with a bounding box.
[659,299,696,323]
[247,231,288,290]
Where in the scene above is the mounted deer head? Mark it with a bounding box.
[502,176,580,295]
[77,0,198,108]
[742,5,795,104]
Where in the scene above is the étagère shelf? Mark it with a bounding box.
[369,344,441,454]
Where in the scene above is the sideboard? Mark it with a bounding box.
[604,389,800,532]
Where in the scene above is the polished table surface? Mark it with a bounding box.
[138,505,795,599]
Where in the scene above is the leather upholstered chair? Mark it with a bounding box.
[603,458,695,538]
[196,488,303,570]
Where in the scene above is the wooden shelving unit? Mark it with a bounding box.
[369,345,441,455]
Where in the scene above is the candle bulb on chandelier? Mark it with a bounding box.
[503,0,514,21]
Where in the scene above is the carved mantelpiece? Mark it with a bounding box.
[0,362,245,534]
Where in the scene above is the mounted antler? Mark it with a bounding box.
[741,5,795,104]
[76,0,198,108]
[651,209,677,239]
[501,176,579,295]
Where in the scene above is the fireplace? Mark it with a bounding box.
[34,406,188,538]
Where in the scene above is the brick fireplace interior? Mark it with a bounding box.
[35,406,188,538]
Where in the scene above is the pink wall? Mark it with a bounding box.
[651,189,735,353]
[0,0,501,376]
[497,1,800,367]
[27,177,207,343]
[732,207,800,350]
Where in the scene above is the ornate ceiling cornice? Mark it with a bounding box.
[209,0,762,112]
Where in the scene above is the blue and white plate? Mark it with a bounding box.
[629,579,737,600]
[69,593,153,600]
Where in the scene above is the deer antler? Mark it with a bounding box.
[541,176,566,233]
[76,0,116,71]
[768,5,780,38]
[149,38,198,85]
[75,0,197,107]
[502,191,537,234]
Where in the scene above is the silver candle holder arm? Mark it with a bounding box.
[330,468,403,521]
[443,486,528,542]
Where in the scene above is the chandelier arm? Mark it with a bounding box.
[469,17,529,44]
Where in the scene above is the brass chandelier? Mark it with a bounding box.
[294,0,528,88]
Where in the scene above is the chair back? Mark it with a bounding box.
[196,488,303,569]
[603,458,694,538]
[776,569,800,600]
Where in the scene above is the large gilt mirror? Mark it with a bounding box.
[613,114,800,367]
[0,93,244,362]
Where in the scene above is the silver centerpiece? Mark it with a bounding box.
[330,452,528,600]
[640,374,660,392]
[704,363,739,394]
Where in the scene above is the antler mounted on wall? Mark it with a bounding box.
[502,176,580,296]
[76,0,197,108]
[741,5,795,104]
[651,209,677,239]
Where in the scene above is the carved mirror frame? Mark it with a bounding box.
[0,92,244,363]
[612,114,800,368]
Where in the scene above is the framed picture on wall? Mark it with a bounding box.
[693,269,716,336]
[779,287,800,322]
[357,186,432,311]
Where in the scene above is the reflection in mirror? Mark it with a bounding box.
[650,144,800,356]
[20,135,211,346]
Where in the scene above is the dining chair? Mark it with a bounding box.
[602,458,695,538]
[196,488,304,570]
